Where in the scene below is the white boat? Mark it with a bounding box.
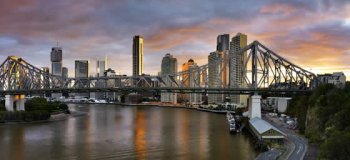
[227,112,236,132]
[226,112,234,120]
[229,123,236,132]
[220,102,238,111]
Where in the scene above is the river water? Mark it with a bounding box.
[0,104,257,160]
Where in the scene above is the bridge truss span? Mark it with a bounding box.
[0,40,316,95]
[241,41,316,90]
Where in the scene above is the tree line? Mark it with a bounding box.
[287,82,350,159]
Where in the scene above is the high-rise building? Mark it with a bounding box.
[133,35,143,76]
[161,53,177,75]
[51,47,63,76]
[62,67,68,79]
[217,34,230,52]
[75,60,89,98]
[106,68,118,101]
[229,33,248,106]
[61,67,69,97]
[96,60,106,77]
[182,59,201,104]
[160,53,177,103]
[42,67,50,97]
[75,60,89,78]
[208,51,229,104]
[93,58,107,100]
[50,47,63,98]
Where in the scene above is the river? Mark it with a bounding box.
[0,104,257,160]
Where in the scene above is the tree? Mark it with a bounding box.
[25,97,47,111]
[320,131,350,160]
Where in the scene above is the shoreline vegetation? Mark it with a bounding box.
[286,82,350,159]
[0,97,70,123]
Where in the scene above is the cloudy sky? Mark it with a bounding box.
[0,0,350,78]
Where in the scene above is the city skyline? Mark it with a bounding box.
[0,1,350,78]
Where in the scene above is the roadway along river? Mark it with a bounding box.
[0,104,258,160]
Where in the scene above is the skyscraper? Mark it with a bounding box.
[94,58,107,100]
[75,60,89,78]
[230,33,248,106]
[50,47,63,98]
[208,51,229,104]
[105,68,117,101]
[133,35,143,76]
[96,60,106,77]
[51,47,63,76]
[62,67,68,79]
[160,53,177,103]
[62,67,69,97]
[161,53,177,75]
[182,59,201,104]
[217,34,230,52]
[75,60,89,98]
[42,67,50,97]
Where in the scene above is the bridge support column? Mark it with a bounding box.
[248,95,261,119]
[173,93,177,104]
[16,95,25,111]
[5,95,14,111]
[5,94,25,111]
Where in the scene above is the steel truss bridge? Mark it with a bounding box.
[0,41,316,95]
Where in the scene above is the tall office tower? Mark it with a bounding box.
[182,59,201,104]
[51,47,63,76]
[75,60,89,98]
[61,67,69,97]
[229,33,248,106]
[94,59,106,100]
[208,51,229,104]
[160,53,178,104]
[42,67,50,97]
[217,34,230,52]
[50,47,63,98]
[105,68,117,102]
[132,35,143,76]
[62,67,68,79]
[75,60,89,78]
[96,60,106,77]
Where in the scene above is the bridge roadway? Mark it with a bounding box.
[0,87,312,95]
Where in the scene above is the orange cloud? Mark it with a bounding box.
[146,25,214,51]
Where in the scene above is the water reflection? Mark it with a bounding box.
[135,110,146,160]
[199,112,209,160]
[0,104,257,160]
[9,127,24,160]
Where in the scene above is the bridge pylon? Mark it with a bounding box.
[248,95,261,119]
[5,94,25,111]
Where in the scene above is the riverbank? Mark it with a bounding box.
[124,103,236,114]
[197,107,231,114]
[66,101,232,112]
[0,111,86,125]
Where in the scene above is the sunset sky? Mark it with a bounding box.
[0,0,349,78]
